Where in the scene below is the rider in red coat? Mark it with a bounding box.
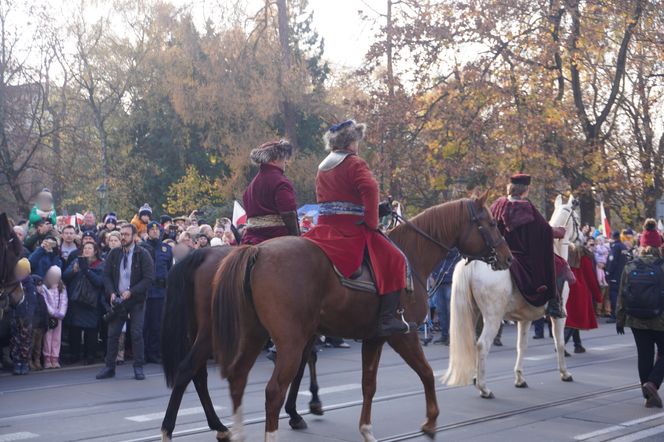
[241,140,300,245]
[490,174,565,318]
[304,120,413,336]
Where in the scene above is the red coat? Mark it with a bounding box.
[303,154,406,295]
[565,254,603,330]
[242,164,297,245]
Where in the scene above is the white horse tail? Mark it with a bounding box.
[442,260,477,386]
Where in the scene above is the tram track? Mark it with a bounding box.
[118,353,636,442]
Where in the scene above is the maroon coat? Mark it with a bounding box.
[491,197,556,307]
[241,164,297,245]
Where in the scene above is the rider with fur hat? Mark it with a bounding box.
[303,120,414,336]
[241,139,300,245]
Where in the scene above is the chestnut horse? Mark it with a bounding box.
[159,246,322,441]
[211,194,513,441]
[0,214,25,349]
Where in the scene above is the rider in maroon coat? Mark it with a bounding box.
[241,140,300,245]
[490,174,565,318]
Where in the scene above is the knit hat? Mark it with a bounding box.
[139,203,152,217]
[147,221,161,231]
[160,215,173,225]
[324,120,366,151]
[104,212,118,225]
[250,139,294,165]
[16,258,31,274]
[640,219,663,248]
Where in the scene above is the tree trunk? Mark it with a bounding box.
[276,0,297,148]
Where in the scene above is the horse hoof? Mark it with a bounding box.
[289,417,308,430]
[515,381,528,388]
[309,401,324,416]
[562,375,574,382]
[481,391,495,399]
[420,423,436,439]
[160,430,172,442]
[216,430,232,442]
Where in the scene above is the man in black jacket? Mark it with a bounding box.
[96,224,154,380]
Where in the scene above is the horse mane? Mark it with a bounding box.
[389,199,465,255]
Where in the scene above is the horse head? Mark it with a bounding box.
[550,194,581,258]
[0,213,25,311]
[457,190,513,271]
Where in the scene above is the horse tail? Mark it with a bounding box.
[212,245,259,379]
[161,249,209,388]
[442,260,478,386]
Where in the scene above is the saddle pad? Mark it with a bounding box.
[333,264,377,294]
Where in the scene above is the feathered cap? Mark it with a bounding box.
[324,119,366,151]
[250,139,293,165]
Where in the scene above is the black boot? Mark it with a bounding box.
[377,292,415,337]
[546,294,565,319]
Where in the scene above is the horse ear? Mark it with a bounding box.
[567,194,575,206]
[554,195,562,209]
[477,190,489,206]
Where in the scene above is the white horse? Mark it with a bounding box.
[442,194,578,398]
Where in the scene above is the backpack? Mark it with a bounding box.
[624,258,664,319]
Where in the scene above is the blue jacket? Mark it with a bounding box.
[140,239,173,298]
[28,247,63,279]
[606,241,630,283]
[431,248,461,285]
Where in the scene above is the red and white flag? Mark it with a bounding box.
[599,202,611,238]
[63,213,84,227]
[232,201,247,227]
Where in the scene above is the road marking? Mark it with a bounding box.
[298,383,361,397]
[587,343,632,352]
[524,354,555,361]
[0,433,39,442]
[611,423,664,442]
[125,406,223,422]
[573,412,664,440]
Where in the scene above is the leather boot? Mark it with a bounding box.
[377,292,415,337]
[546,294,565,319]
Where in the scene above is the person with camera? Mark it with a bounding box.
[63,242,105,365]
[24,219,54,253]
[96,223,154,380]
[139,221,172,364]
[28,236,62,279]
[617,219,664,408]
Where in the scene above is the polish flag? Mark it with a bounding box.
[232,201,247,227]
[63,213,84,227]
[599,202,611,238]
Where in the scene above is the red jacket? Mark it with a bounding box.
[304,154,405,294]
[242,164,297,245]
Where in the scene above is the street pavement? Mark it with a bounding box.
[1,322,663,442]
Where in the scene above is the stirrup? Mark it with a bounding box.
[397,307,411,333]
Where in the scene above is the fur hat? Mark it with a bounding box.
[139,203,152,217]
[324,120,366,151]
[250,139,293,165]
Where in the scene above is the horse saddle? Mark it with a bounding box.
[333,258,377,294]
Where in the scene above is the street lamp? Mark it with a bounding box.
[96,183,108,217]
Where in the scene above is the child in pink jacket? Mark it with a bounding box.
[40,265,68,368]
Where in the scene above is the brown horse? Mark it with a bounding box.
[0,214,25,345]
[211,194,513,441]
[159,246,323,441]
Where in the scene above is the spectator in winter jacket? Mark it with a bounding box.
[63,242,105,365]
[30,285,48,371]
[607,230,633,322]
[28,188,57,229]
[10,259,37,375]
[80,212,98,236]
[29,237,62,279]
[96,223,154,381]
[139,221,172,363]
[594,235,611,317]
[23,219,53,253]
[131,203,152,240]
[59,225,79,271]
[617,219,664,408]
[39,266,67,368]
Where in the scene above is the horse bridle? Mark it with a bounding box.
[391,199,506,269]
[557,204,581,246]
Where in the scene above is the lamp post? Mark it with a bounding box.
[96,183,108,218]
